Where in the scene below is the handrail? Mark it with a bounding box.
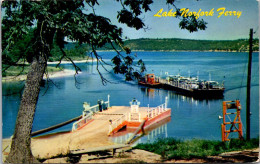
[73,101,109,131]
[73,95,110,131]
[72,113,93,131]
[108,114,128,134]
[83,101,110,116]
[147,103,168,119]
[108,97,168,135]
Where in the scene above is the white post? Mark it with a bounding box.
[165,124,168,138]
[109,124,112,134]
[147,104,149,118]
[165,96,168,109]
[107,94,110,108]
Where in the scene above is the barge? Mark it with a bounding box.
[139,73,225,98]
[161,74,225,98]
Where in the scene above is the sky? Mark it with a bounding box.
[1,0,258,40]
[94,0,259,40]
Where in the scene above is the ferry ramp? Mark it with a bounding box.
[31,106,148,158]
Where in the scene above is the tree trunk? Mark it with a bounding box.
[6,54,47,163]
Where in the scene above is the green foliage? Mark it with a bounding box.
[228,138,259,150]
[2,28,34,67]
[2,65,63,77]
[179,16,207,33]
[116,0,152,30]
[134,138,259,160]
[2,0,209,83]
[97,38,259,52]
[49,43,89,62]
[2,0,156,82]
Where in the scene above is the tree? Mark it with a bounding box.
[2,0,207,163]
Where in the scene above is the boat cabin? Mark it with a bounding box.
[144,74,157,84]
[206,81,222,89]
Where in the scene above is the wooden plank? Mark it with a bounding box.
[31,115,82,137]
[126,119,146,144]
[70,144,130,155]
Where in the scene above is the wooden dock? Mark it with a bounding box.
[70,144,131,156]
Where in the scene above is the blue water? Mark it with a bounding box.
[2,52,259,141]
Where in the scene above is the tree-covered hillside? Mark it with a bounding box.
[95,38,259,52]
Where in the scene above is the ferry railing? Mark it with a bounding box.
[147,97,168,119]
[83,104,99,115]
[108,114,128,135]
[82,95,110,116]
[82,101,110,115]
[72,95,110,131]
[72,113,92,131]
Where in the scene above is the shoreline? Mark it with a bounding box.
[2,69,79,82]
[2,60,91,82]
[2,50,258,82]
[96,49,260,53]
[47,59,94,65]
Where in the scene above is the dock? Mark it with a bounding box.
[27,96,171,159]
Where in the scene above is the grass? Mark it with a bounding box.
[2,65,63,77]
[134,137,259,160]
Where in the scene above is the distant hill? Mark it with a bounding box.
[66,38,259,52]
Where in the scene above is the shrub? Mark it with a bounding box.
[134,137,259,160]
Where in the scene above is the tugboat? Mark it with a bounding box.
[138,73,162,88]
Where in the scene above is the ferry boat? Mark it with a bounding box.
[161,74,225,98]
[138,73,225,98]
[138,73,162,88]
[72,96,171,141]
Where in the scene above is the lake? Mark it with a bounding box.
[2,51,259,143]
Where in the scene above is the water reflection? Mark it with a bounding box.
[139,87,160,98]
[2,81,25,97]
[109,116,170,145]
[139,86,219,110]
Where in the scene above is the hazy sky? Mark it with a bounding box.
[1,0,258,40]
[95,0,259,40]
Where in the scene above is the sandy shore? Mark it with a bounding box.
[2,59,92,82]
[2,137,161,163]
[44,69,79,79]
[2,69,79,82]
[47,59,94,65]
